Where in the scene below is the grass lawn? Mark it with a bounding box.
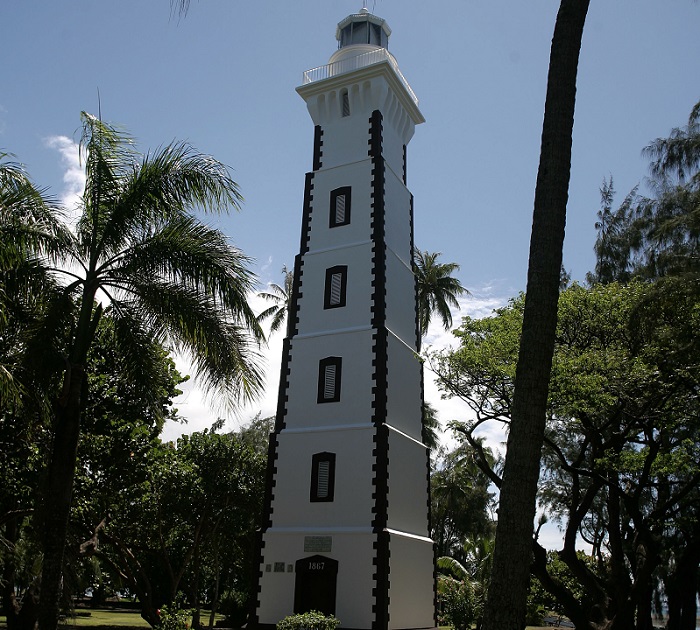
[1,609,149,630]
[2,612,558,630]
[59,609,151,628]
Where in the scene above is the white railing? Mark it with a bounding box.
[302,48,419,106]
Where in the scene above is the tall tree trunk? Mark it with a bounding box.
[481,1,590,628]
[666,540,700,630]
[37,364,85,630]
[38,297,100,630]
[635,583,654,630]
[207,554,221,629]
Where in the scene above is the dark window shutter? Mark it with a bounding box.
[324,266,347,309]
[311,452,336,502]
[330,187,351,228]
[317,357,342,403]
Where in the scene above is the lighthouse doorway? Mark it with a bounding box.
[294,556,338,616]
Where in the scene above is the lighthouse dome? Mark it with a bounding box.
[329,8,392,65]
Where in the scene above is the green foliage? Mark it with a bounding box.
[523,599,546,628]
[276,611,341,630]
[2,312,267,629]
[421,401,441,452]
[413,249,468,341]
[158,595,194,630]
[433,277,700,628]
[431,443,495,561]
[590,99,700,283]
[237,412,275,454]
[437,537,494,629]
[74,424,266,624]
[528,551,594,617]
[2,113,267,630]
[436,576,477,630]
[218,589,250,627]
[257,265,294,336]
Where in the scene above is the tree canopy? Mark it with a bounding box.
[1,113,266,630]
[433,279,700,629]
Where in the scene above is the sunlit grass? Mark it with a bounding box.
[60,609,150,628]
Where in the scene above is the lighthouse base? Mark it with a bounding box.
[254,529,434,630]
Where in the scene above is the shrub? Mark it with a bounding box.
[276,611,340,630]
[218,589,249,628]
[437,576,476,630]
[158,596,193,630]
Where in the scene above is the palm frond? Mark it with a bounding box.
[104,215,263,342]
[77,113,135,254]
[101,306,185,422]
[1,153,72,269]
[94,140,243,260]
[437,556,469,580]
[414,248,469,339]
[112,279,264,406]
[256,265,293,335]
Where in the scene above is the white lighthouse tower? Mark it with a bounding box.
[253,9,434,630]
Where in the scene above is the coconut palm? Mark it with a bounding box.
[421,401,441,452]
[0,152,69,412]
[257,265,293,335]
[482,1,590,627]
[3,113,265,630]
[413,249,468,342]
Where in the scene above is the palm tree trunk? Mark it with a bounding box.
[38,297,99,630]
[37,363,85,630]
[481,1,590,628]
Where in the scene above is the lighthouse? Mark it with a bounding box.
[253,9,434,630]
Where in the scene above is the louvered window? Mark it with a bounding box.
[316,461,330,497]
[318,357,342,403]
[330,187,351,228]
[311,452,336,502]
[341,90,350,117]
[335,194,346,222]
[324,266,347,309]
[323,365,336,398]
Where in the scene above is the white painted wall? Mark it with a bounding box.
[258,33,433,629]
[296,243,374,335]
[384,336,423,439]
[272,427,376,529]
[258,532,379,628]
[388,534,435,629]
[386,427,430,534]
[306,162,373,253]
[283,329,375,430]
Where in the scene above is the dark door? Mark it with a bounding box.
[294,555,338,616]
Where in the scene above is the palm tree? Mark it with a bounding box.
[481,1,590,628]
[413,249,467,343]
[0,152,68,413]
[431,440,496,560]
[4,113,265,630]
[421,401,441,452]
[256,265,293,335]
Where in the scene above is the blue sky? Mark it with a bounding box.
[2,1,699,474]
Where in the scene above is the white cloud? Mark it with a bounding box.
[260,255,274,275]
[422,284,508,446]
[44,135,84,220]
